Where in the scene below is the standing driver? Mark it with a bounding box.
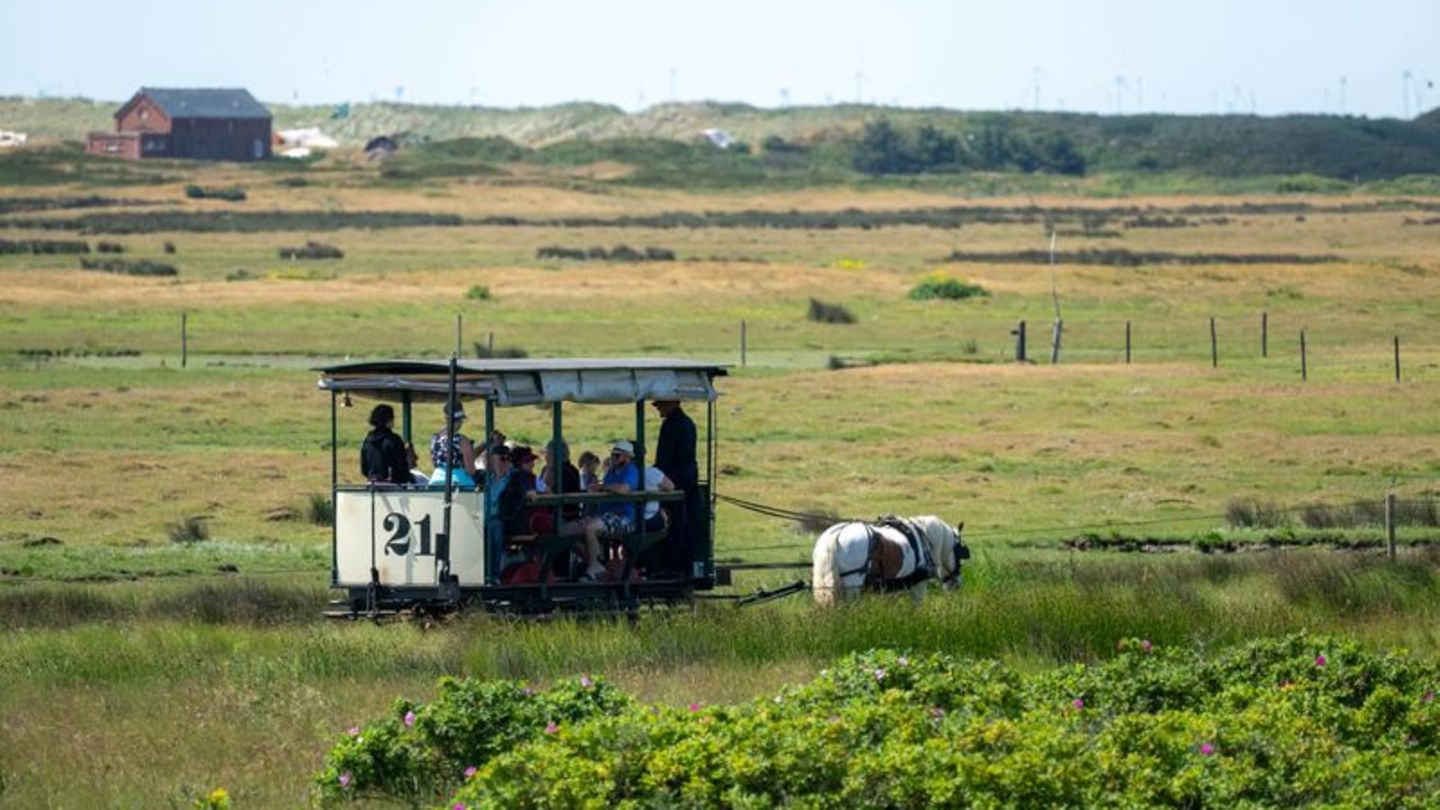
[652,399,699,578]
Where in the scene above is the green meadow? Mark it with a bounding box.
[1,148,1439,805]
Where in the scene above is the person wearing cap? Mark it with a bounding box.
[426,403,477,488]
[360,404,413,486]
[652,399,699,577]
[497,446,541,537]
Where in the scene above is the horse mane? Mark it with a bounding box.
[910,515,955,575]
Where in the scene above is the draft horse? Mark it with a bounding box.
[811,515,968,606]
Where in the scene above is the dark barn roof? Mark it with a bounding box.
[126,88,271,120]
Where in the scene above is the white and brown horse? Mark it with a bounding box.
[811,515,967,606]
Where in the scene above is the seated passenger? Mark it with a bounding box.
[484,444,512,513]
[497,446,539,538]
[426,403,477,488]
[360,404,412,486]
[568,440,674,582]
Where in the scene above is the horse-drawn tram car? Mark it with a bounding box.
[317,357,726,617]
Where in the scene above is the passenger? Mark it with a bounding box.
[497,446,539,538]
[577,451,602,493]
[537,440,583,531]
[427,403,477,488]
[569,440,673,582]
[484,443,512,514]
[477,430,507,472]
[359,404,412,486]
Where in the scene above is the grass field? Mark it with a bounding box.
[1,150,1439,806]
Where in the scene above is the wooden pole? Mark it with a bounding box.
[455,314,463,357]
[1209,316,1218,368]
[1300,329,1308,381]
[740,319,747,367]
[1261,311,1268,358]
[486,331,494,357]
[1014,320,1027,362]
[1125,321,1131,364]
[1050,319,1063,364]
[1385,493,1398,559]
[181,311,188,369]
[1394,336,1401,383]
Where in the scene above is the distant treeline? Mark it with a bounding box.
[6,200,1438,234]
[536,245,676,261]
[0,195,154,215]
[2,211,463,234]
[940,248,1343,266]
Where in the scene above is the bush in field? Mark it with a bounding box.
[80,258,178,277]
[184,184,247,202]
[807,298,857,324]
[314,675,631,806]
[909,271,989,301]
[465,284,491,301]
[167,516,209,545]
[278,241,343,260]
[317,634,1440,809]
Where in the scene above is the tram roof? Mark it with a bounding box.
[316,357,727,406]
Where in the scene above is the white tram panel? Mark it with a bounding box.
[335,490,486,587]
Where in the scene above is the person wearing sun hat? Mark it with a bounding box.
[426,401,477,488]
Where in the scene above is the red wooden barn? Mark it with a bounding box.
[87,88,272,161]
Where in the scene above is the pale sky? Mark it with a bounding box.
[3,1,1437,118]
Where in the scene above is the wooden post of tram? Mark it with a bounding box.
[180,312,188,368]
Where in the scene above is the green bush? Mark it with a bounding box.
[466,284,491,301]
[306,494,333,527]
[807,297,857,324]
[184,184,247,202]
[317,634,1440,809]
[909,272,989,301]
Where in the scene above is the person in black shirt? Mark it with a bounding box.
[360,404,412,486]
[652,399,699,577]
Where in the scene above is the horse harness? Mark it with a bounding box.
[839,517,936,592]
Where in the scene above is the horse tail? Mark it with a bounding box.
[812,525,843,607]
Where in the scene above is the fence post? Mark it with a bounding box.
[1385,492,1398,559]
[1125,321,1131,364]
[1050,319,1063,364]
[740,319,747,367]
[455,314,463,357]
[1013,320,1027,362]
[1209,316,1218,368]
[486,331,494,357]
[1261,311,1268,358]
[1394,336,1401,383]
[1300,329,1308,381]
[181,311,188,369]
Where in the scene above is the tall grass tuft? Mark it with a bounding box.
[167,516,209,545]
[306,494,334,527]
[1224,497,1288,529]
[474,343,528,359]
